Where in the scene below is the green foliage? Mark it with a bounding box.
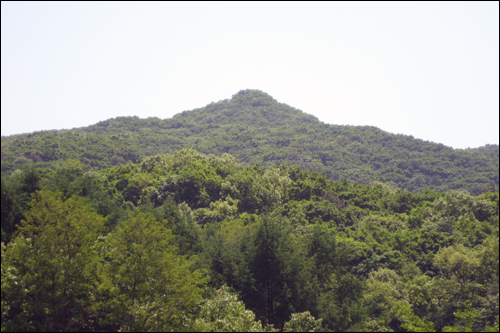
[155,198,203,256]
[283,311,322,332]
[361,268,411,331]
[94,211,204,331]
[434,244,480,292]
[307,223,338,288]
[249,216,294,326]
[193,285,263,332]
[44,159,88,198]
[1,167,41,242]
[398,303,435,332]
[1,147,498,332]
[2,90,498,194]
[1,191,105,331]
[442,300,481,332]
[485,316,499,332]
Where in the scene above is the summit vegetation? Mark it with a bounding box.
[1,90,499,332]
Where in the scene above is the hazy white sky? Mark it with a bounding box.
[2,1,499,149]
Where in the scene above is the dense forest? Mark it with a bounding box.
[1,90,499,331]
[1,148,498,332]
[2,90,498,194]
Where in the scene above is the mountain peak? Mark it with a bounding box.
[230,89,277,107]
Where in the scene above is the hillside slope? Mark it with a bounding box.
[2,89,498,193]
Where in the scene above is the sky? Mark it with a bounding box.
[1,1,499,149]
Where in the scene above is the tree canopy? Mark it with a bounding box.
[2,148,498,331]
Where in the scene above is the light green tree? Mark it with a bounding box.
[283,311,323,332]
[254,167,292,210]
[95,211,204,332]
[397,303,435,332]
[193,285,263,332]
[433,244,480,292]
[196,195,240,224]
[361,268,412,331]
[1,191,105,332]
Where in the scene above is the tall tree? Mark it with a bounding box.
[94,211,204,331]
[248,216,295,328]
[1,191,105,332]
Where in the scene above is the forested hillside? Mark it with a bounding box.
[2,90,498,194]
[1,149,499,332]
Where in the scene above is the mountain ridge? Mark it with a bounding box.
[1,89,498,194]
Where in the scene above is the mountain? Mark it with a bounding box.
[1,89,498,193]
